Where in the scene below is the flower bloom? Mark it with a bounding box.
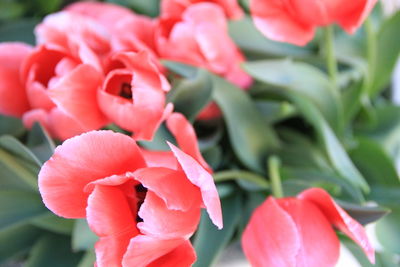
[157,2,251,88]
[39,114,222,266]
[250,0,378,46]
[161,0,244,20]
[242,188,375,267]
[0,43,32,117]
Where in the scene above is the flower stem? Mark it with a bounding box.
[324,26,338,89]
[268,156,283,198]
[213,170,269,189]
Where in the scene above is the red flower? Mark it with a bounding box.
[39,118,222,266]
[250,0,377,46]
[157,2,251,88]
[161,0,244,20]
[242,188,375,267]
[0,43,32,117]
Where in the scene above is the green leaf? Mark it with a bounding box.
[167,69,213,121]
[212,75,279,172]
[0,191,47,231]
[77,249,96,267]
[370,11,400,96]
[0,135,41,167]
[26,123,56,163]
[228,17,312,59]
[376,206,400,254]
[0,18,39,45]
[193,192,242,267]
[0,224,41,263]
[243,59,343,132]
[25,234,84,267]
[336,200,389,225]
[31,213,74,235]
[255,100,297,124]
[350,137,399,186]
[288,93,369,192]
[0,115,25,137]
[72,219,98,251]
[106,0,160,16]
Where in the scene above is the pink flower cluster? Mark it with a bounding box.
[0,0,250,140]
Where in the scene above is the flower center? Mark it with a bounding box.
[135,184,147,222]
[120,82,132,99]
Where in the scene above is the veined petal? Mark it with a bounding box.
[133,167,202,211]
[242,197,300,267]
[137,192,201,239]
[38,130,146,218]
[299,188,375,264]
[168,142,222,229]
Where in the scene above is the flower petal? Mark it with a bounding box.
[137,192,201,239]
[0,42,32,117]
[242,197,300,267]
[133,167,202,211]
[277,198,340,267]
[166,112,211,172]
[147,240,196,267]
[38,130,146,218]
[298,188,375,264]
[168,142,222,229]
[48,64,108,130]
[250,0,315,46]
[87,185,138,267]
[141,150,178,169]
[122,235,190,266]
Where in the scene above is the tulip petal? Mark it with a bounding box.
[147,240,196,267]
[337,0,377,34]
[242,197,300,267]
[48,64,108,130]
[0,42,32,117]
[137,192,201,239]
[168,143,222,229]
[87,185,138,267]
[38,130,146,218]
[141,150,178,169]
[250,0,315,46]
[277,198,340,267]
[133,167,202,211]
[166,113,211,172]
[299,188,375,264]
[122,235,189,266]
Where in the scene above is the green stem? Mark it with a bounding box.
[0,149,37,189]
[268,156,283,198]
[324,26,338,89]
[213,170,269,189]
[364,17,376,96]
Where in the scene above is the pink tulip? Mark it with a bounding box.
[161,0,244,20]
[0,43,32,117]
[39,130,222,266]
[250,0,377,46]
[242,188,375,267]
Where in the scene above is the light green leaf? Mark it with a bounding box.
[72,219,98,251]
[31,213,74,235]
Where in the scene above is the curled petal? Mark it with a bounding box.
[337,0,377,34]
[0,42,32,117]
[242,197,300,267]
[122,235,191,266]
[250,0,315,46]
[141,150,178,169]
[166,112,211,172]
[38,130,146,218]
[147,240,196,267]
[133,167,202,211]
[48,64,108,130]
[299,188,375,264]
[168,143,222,229]
[137,192,201,239]
[88,185,138,267]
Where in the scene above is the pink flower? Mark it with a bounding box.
[98,51,172,141]
[39,129,222,266]
[161,0,244,20]
[0,43,32,117]
[250,0,377,46]
[156,2,251,88]
[242,188,375,267]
